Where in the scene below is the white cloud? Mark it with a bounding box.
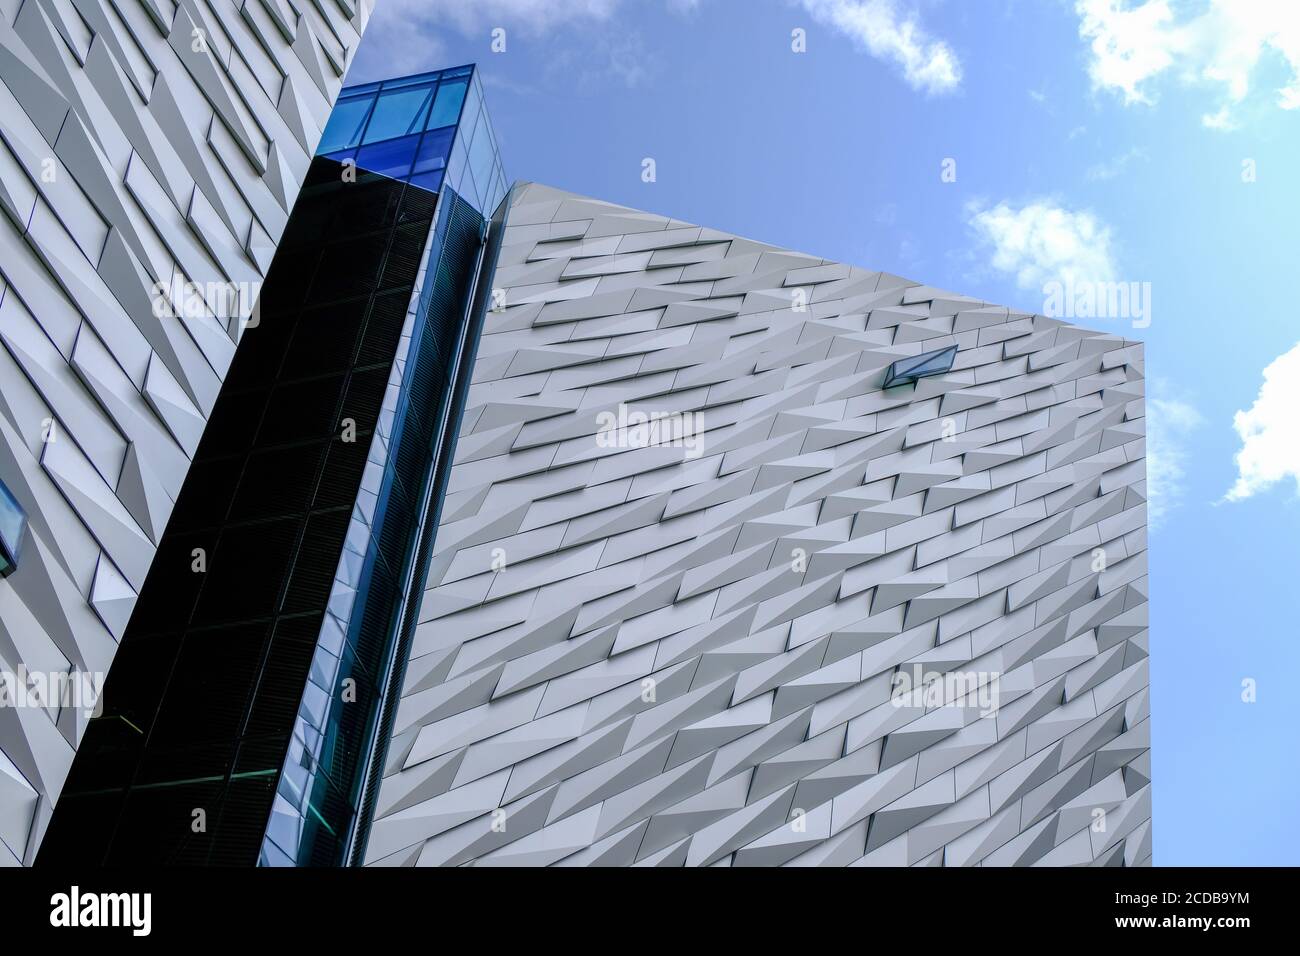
[542,31,656,89]
[1226,341,1300,501]
[1077,0,1300,126]
[1076,0,1179,106]
[967,200,1118,289]
[353,0,961,94]
[1146,394,1204,526]
[1085,146,1148,181]
[799,0,962,94]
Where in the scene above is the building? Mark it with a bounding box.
[0,0,375,865]
[359,184,1152,868]
[7,52,1151,866]
[36,63,504,866]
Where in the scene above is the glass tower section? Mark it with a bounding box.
[39,65,506,867]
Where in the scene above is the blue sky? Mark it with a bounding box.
[348,0,1300,865]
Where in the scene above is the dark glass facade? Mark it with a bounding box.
[346,186,509,865]
[261,184,493,866]
[38,65,506,867]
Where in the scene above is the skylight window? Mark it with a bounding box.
[883,344,958,389]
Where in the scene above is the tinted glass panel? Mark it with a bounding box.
[413,127,453,174]
[383,73,439,90]
[362,85,434,144]
[321,66,506,215]
[0,479,25,577]
[356,133,421,180]
[468,114,498,207]
[883,345,958,388]
[37,160,437,867]
[318,95,373,153]
[409,169,444,193]
[342,187,492,865]
[427,78,467,129]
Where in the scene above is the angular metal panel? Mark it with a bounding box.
[367,183,1151,868]
[0,0,373,863]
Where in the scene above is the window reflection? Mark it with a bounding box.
[427,78,468,129]
[0,479,25,578]
[361,85,434,144]
[315,65,505,213]
[317,95,373,153]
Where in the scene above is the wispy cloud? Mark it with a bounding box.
[799,0,962,94]
[1226,341,1300,501]
[1076,0,1300,128]
[967,200,1119,289]
[542,30,657,89]
[1085,146,1148,181]
[1146,392,1204,526]
[351,0,962,93]
[349,0,667,85]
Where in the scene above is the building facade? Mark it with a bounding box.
[4,49,1150,867]
[361,183,1152,868]
[37,63,504,866]
[0,0,373,864]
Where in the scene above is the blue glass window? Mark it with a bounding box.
[467,114,498,207]
[409,169,445,193]
[355,133,421,180]
[362,85,434,144]
[320,146,357,165]
[488,169,507,213]
[445,134,469,194]
[318,94,374,153]
[413,127,453,175]
[883,344,958,388]
[383,72,439,89]
[427,78,468,129]
[0,479,27,578]
[318,65,505,210]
